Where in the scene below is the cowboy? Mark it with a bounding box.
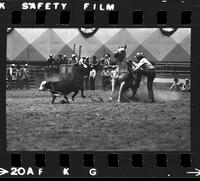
[91,56,98,65]
[169,78,182,92]
[63,55,68,64]
[100,58,105,65]
[20,64,30,89]
[105,53,111,65]
[68,54,78,64]
[101,66,110,90]
[82,57,90,90]
[181,78,191,92]
[89,66,96,90]
[15,63,23,89]
[56,54,63,68]
[47,54,56,68]
[7,64,16,90]
[79,56,86,66]
[132,52,156,103]
[84,57,90,66]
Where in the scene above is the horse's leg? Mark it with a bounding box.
[117,81,125,102]
[109,78,115,101]
[72,90,79,101]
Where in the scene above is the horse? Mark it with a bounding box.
[109,45,137,102]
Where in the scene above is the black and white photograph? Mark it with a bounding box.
[6,28,191,151]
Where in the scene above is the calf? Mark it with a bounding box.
[39,79,86,104]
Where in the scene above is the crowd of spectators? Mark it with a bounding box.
[47,53,115,69]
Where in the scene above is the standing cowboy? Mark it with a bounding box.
[79,56,86,66]
[83,57,90,90]
[21,64,30,89]
[56,54,63,69]
[132,52,156,103]
[104,54,111,66]
[47,54,56,68]
[68,54,78,64]
[15,63,23,89]
[101,66,110,90]
[89,66,96,90]
[63,55,68,64]
[7,64,16,90]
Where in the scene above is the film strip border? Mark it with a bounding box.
[0,0,199,26]
[1,0,200,178]
[0,153,200,177]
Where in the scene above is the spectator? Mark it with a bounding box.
[82,57,90,90]
[100,58,105,65]
[47,54,56,68]
[21,64,30,89]
[101,66,110,90]
[16,63,22,89]
[169,78,182,92]
[91,56,98,65]
[79,56,86,65]
[56,54,63,68]
[105,53,111,65]
[7,64,16,90]
[181,78,191,92]
[68,54,78,64]
[89,66,96,90]
[91,56,100,70]
[84,57,90,66]
[63,55,68,64]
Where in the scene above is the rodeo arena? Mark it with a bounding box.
[6,28,191,151]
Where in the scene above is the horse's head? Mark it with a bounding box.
[114,45,127,62]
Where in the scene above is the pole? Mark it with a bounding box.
[79,45,82,60]
[73,44,76,54]
[27,45,29,65]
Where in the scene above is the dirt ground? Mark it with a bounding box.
[6,85,190,151]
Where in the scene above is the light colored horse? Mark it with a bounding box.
[109,46,137,102]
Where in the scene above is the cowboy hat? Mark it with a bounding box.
[134,52,144,58]
[24,64,28,67]
[72,54,76,58]
[11,64,16,67]
[49,54,53,57]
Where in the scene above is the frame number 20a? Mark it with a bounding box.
[10,167,43,176]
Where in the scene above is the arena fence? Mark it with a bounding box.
[6,62,190,89]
